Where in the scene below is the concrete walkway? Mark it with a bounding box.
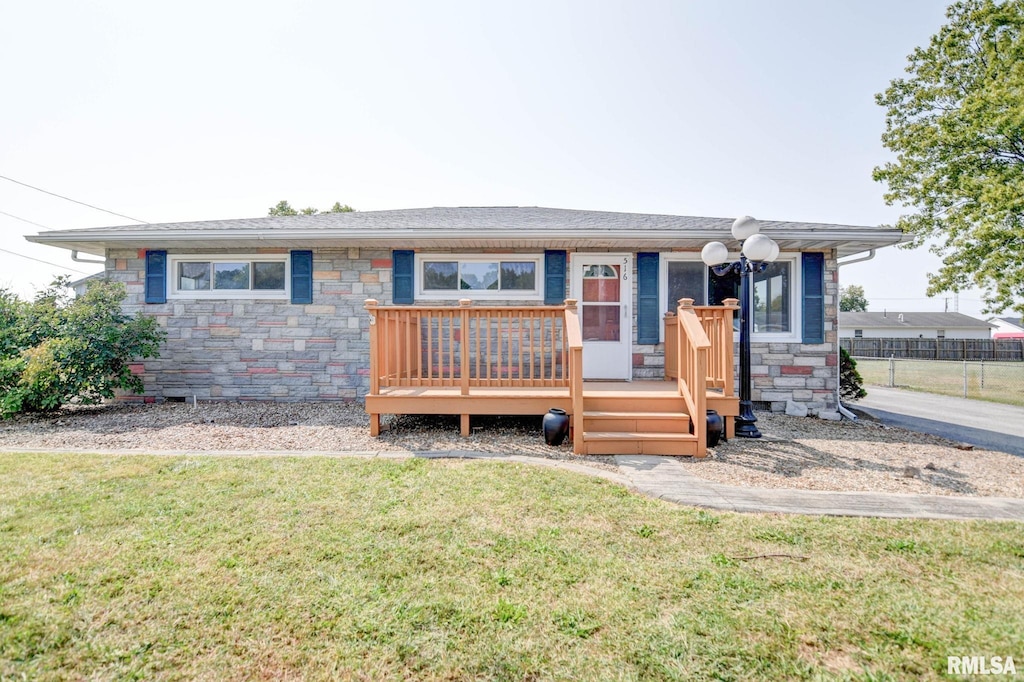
[857,386,1024,457]
[613,454,1024,521]
[4,446,1023,521]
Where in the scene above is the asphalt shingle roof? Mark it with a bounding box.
[42,206,881,235]
[26,206,908,258]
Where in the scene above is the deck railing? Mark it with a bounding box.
[664,298,738,396]
[673,298,712,457]
[364,299,570,395]
[564,299,584,454]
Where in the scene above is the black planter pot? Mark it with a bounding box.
[706,409,724,448]
[542,408,570,446]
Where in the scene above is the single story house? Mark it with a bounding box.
[839,311,994,340]
[27,206,904,455]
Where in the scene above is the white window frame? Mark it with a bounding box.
[415,254,543,301]
[167,254,291,300]
[658,252,803,343]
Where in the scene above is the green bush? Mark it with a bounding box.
[840,347,867,402]
[0,277,165,418]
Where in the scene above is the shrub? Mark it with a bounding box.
[840,347,867,402]
[0,277,165,418]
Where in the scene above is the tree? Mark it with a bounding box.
[873,0,1024,315]
[840,285,869,312]
[268,200,355,216]
[839,348,867,402]
[0,278,165,417]
[268,200,298,216]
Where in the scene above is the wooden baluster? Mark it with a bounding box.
[459,299,471,395]
[518,310,524,385]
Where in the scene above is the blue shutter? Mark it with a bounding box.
[392,250,414,304]
[802,252,825,344]
[544,250,566,305]
[144,250,166,304]
[636,252,660,344]
[290,250,313,304]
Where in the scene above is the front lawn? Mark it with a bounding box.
[0,453,1021,680]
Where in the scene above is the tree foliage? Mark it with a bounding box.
[268,200,355,216]
[0,278,165,418]
[874,0,1024,314]
[839,348,867,402]
[840,285,869,312]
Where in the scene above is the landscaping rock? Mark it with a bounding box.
[818,410,842,421]
[785,400,809,418]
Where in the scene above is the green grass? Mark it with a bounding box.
[854,358,1024,407]
[1,453,1022,680]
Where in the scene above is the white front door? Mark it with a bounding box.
[571,254,632,380]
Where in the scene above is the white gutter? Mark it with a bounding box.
[837,249,877,267]
[71,250,105,264]
[26,228,907,245]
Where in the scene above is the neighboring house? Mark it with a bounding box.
[991,317,1024,339]
[27,206,904,453]
[839,311,994,340]
[69,272,106,297]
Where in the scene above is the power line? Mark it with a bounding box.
[0,246,90,275]
[0,210,52,230]
[0,174,149,224]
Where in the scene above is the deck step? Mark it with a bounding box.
[581,431,699,456]
[582,411,687,419]
[582,411,690,434]
[583,396,687,412]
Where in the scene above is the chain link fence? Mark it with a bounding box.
[852,357,1024,408]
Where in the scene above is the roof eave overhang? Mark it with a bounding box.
[26,228,909,259]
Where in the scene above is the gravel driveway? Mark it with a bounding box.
[1,401,1021,499]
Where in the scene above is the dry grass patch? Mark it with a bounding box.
[1,453,1022,680]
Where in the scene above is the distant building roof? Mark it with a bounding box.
[996,316,1024,329]
[840,312,994,329]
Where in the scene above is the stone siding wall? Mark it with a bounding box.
[111,247,839,410]
[750,251,839,412]
[110,247,390,402]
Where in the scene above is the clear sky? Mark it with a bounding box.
[2,0,1005,317]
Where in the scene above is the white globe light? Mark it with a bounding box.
[742,233,775,262]
[731,215,760,241]
[701,241,729,266]
[765,240,780,262]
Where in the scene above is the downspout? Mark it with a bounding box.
[835,249,876,421]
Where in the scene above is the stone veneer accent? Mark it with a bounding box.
[111,247,839,410]
[111,247,389,401]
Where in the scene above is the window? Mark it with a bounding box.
[937,329,946,339]
[169,255,289,299]
[753,261,790,333]
[854,329,863,338]
[416,255,542,300]
[660,253,801,341]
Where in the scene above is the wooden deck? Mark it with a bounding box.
[367,380,739,456]
[364,298,739,457]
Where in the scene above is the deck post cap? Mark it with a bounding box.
[564,298,578,309]
[458,298,472,307]
[364,298,379,308]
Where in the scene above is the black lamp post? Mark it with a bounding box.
[701,216,779,439]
